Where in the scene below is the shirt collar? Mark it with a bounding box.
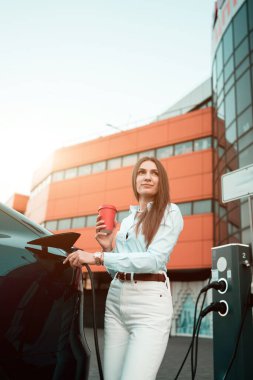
[129,205,138,214]
[129,202,153,214]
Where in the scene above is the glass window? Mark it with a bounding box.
[122,153,138,167]
[194,137,212,151]
[213,89,217,106]
[156,145,173,159]
[225,87,236,127]
[219,205,227,218]
[58,218,71,230]
[92,161,106,173]
[232,225,239,239]
[52,171,65,182]
[224,56,234,82]
[250,31,253,50]
[212,59,217,91]
[45,220,58,230]
[178,202,192,216]
[216,42,223,77]
[233,4,247,48]
[228,151,239,171]
[242,228,251,245]
[218,146,225,158]
[217,101,225,119]
[237,107,253,136]
[117,210,129,223]
[235,57,250,79]
[228,222,234,235]
[239,144,253,167]
[86,215,97,227]
[72,216,86,229]
[217,72,224,95]
[174,141,192,155]
[193,200,212,214]
[252,66,253,103]
[223,24,233,63]
[226,144,238,168]
[225,122,236,144]
[236,70,251,114]
[240,199,250,227]
[217,90,224,108]
[238,129,253,151]
[65,167,77,179]
[248,0,253,31]
[214,201,219,215]
[107,157,121,170]
[138,150,155,159]
[213,91,217,108]
[78,164,92,176]
[235,38,249,67]
[224,75,234,94]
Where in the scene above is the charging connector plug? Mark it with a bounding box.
[201,300,228,317]
[200,279,227,293]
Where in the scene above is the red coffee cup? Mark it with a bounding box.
[98,205,117,234]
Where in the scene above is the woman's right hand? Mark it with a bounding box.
[95,216,116,251]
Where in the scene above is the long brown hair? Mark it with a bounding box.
[132,156,170,247]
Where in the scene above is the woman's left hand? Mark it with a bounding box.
[63,249,95,268]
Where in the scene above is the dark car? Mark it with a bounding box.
[0,203,91,380]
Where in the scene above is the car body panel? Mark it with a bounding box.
[0,203,90,379]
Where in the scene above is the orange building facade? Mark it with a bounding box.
[6,194,29,215]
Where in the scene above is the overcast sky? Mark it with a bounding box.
[0,0,214,203]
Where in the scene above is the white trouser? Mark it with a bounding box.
[103,274,173,380]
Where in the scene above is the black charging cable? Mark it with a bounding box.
[83,263,104,380]
[173,276,211,380]
[191,280,227,379]
[191,280,226,379]
[173,278,227,379]
[191,301,228,379]
[190,291,208,380]
[192,313,203,379]
[67,247,104,380]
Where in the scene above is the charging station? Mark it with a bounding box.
[212,244,253,379]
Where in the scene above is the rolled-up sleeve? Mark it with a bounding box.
[104,205,183,274]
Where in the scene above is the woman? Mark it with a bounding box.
[63,157,183,380]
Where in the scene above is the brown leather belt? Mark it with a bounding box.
[116,272,166,282]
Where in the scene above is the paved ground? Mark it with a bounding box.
[84,328,213,380]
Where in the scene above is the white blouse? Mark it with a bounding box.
[103,203,184,278]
